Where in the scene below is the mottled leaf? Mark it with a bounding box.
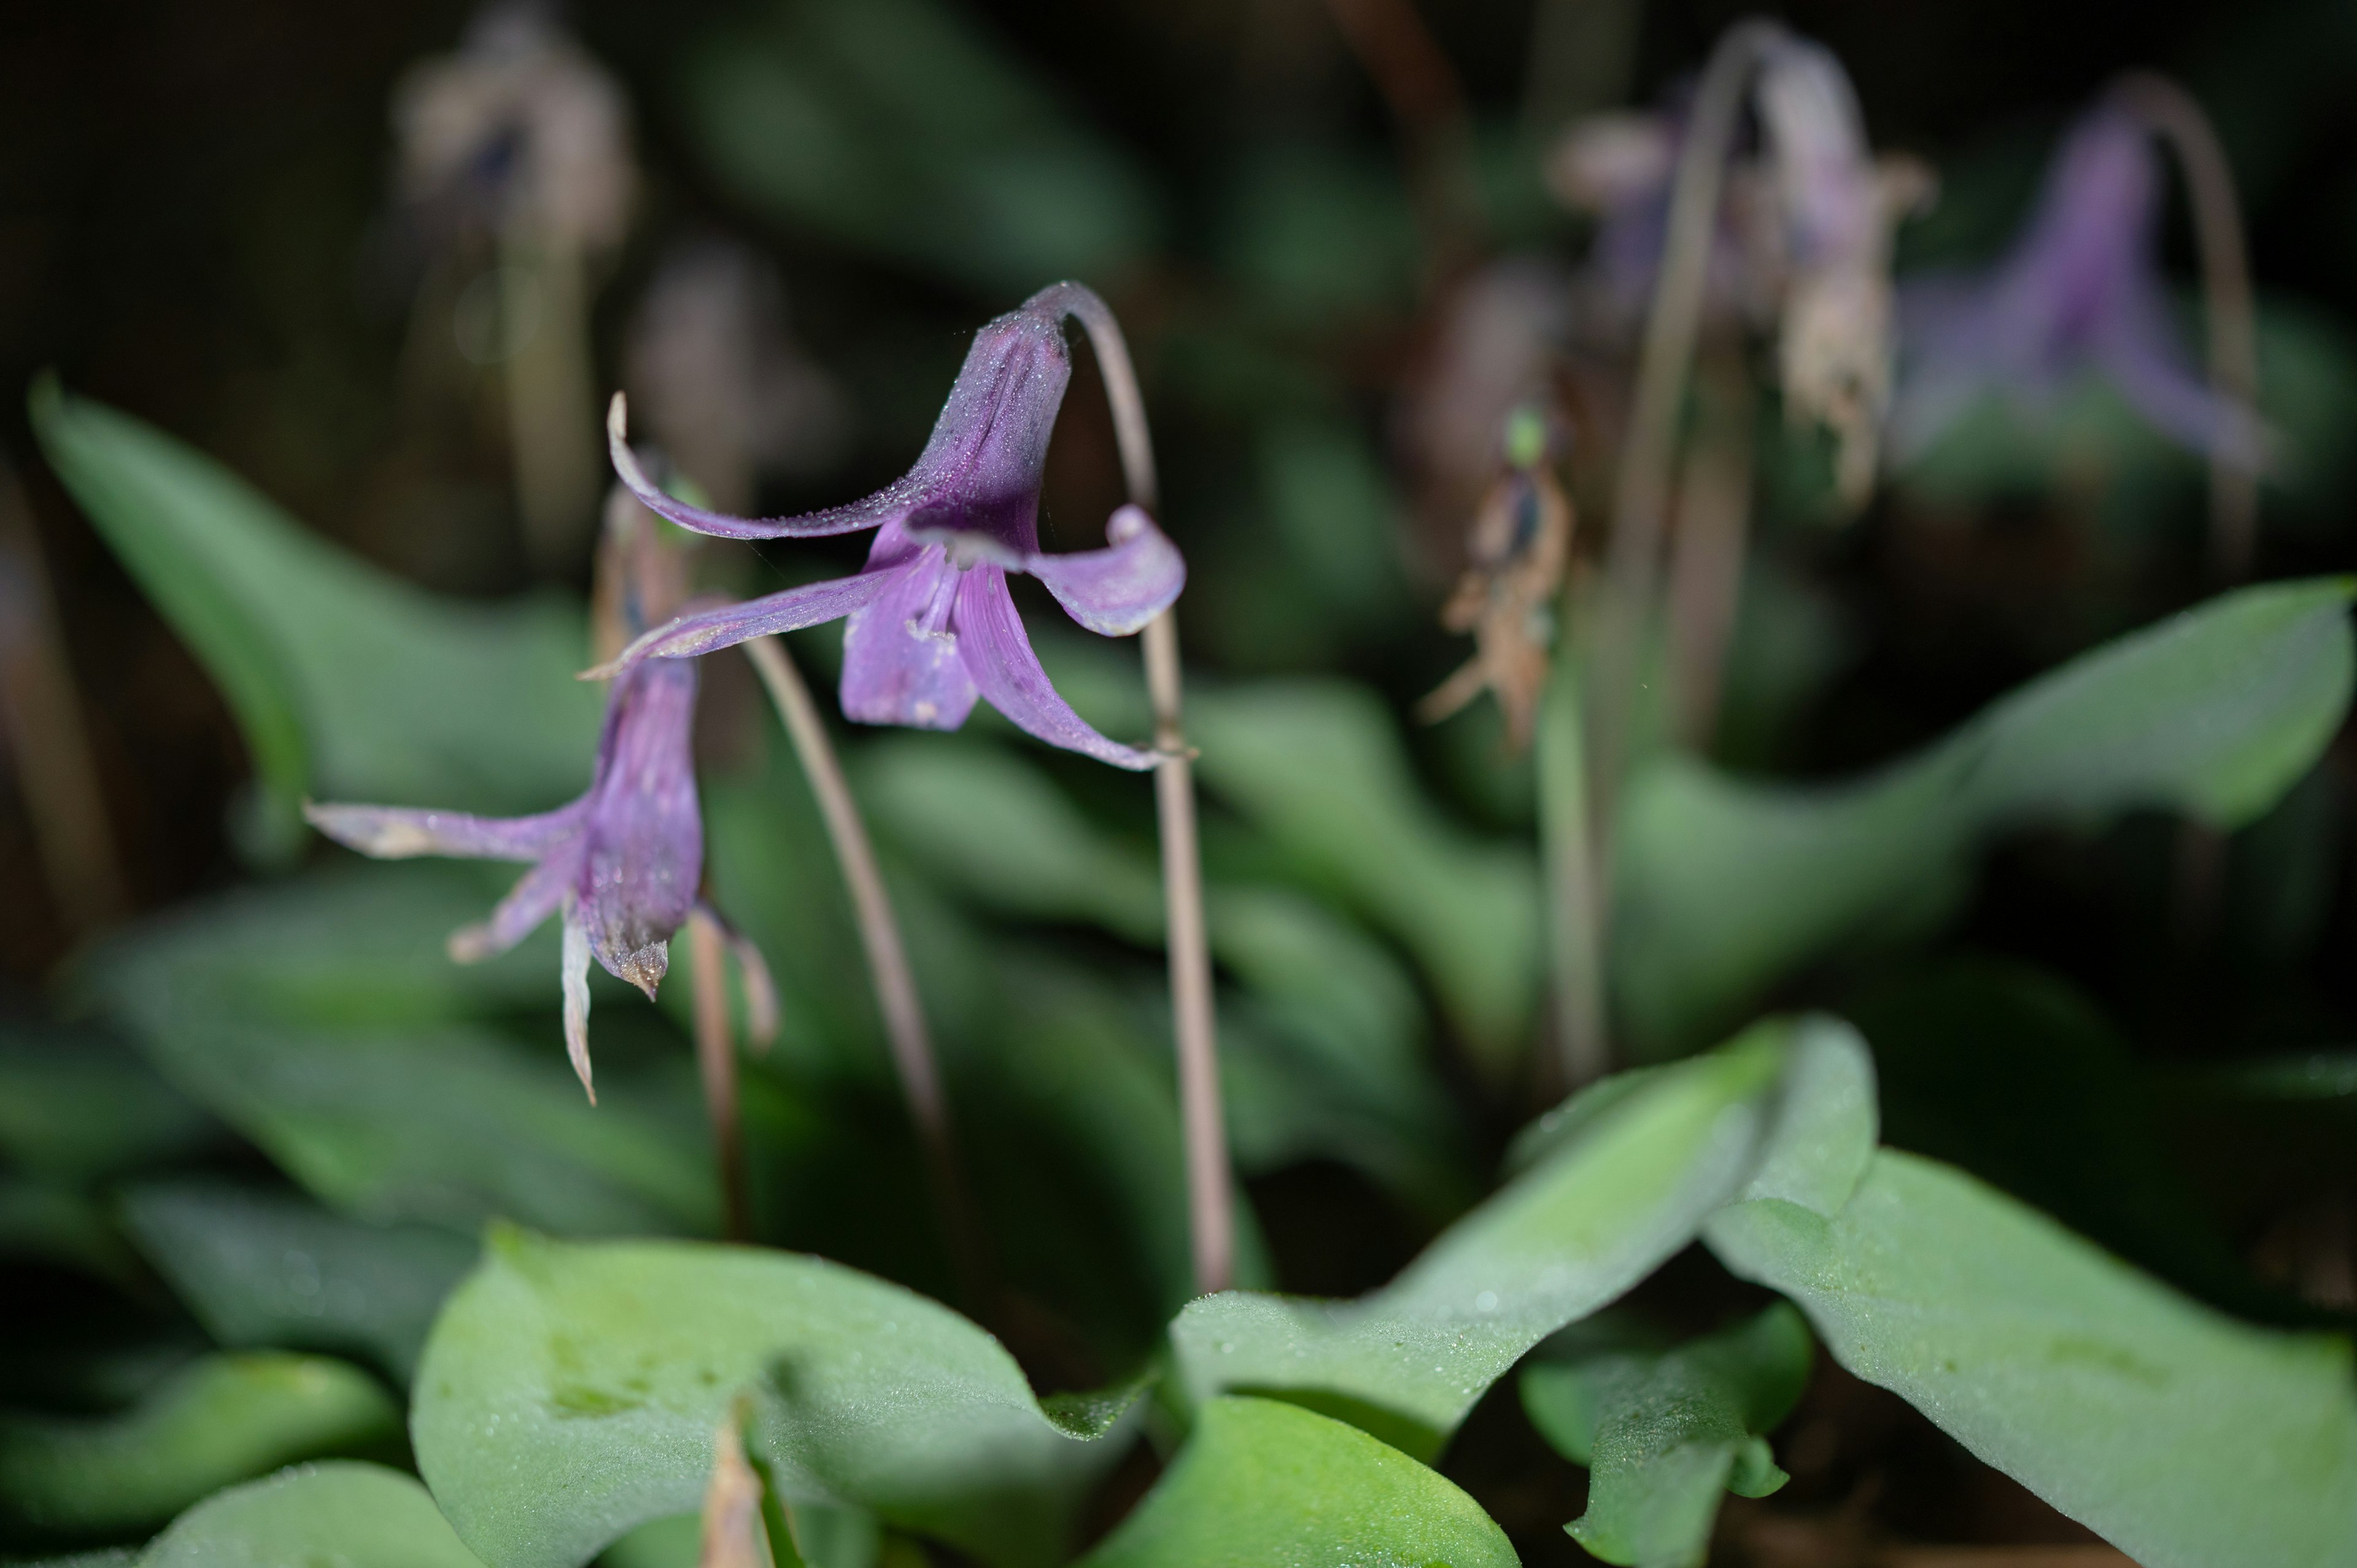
[411,1227,1131,1568]
[141,1461,486,1567]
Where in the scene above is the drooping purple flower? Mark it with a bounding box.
[1890,103,2269,468]
[597,283,1185,770]
[305,655,765,1102]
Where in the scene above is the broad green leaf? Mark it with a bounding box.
[0,1029,212,1183]
[858,736,1465,1208]
[118,1016,717,1237]
[30,383,602,857]
[1707,1149,2357,1568]
[122,1182,478,1385]
[1520,1303,1813,1568]
[675,0,1158,297]
[1185,681,1545,1075]
[1169,1018,1864,1459]
[412,1227,1131,1568]
[0,1353,399,1537]
[80,869,720,1238]
[141,1461,487,1567]
[83,862,560,1032]
[1077,1396,1515,1568]
[1615,579,2356,1049]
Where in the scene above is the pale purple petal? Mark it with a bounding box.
[1023,504,1185,636]
[588,570,892,679]
[952,565,1157,770]
[608,393,919,541]
[303,798,586,862]
[448,840,584,962]
[2094,284,2273,468]
[561,905,595,1104]
[576,660,700,996]
[841,544,980,731]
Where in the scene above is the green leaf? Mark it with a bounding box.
[411,1227,1131,1568]
[1520,1303,1813,1568]
[857,736,1466,1209]
[0,1353,400,1537]
[0,1176,141,1283]
[1614,579,2357,1049]
[141,1461,487,1567]
[1707,1149,2357,1568]
[121,1182,478,1385]
[1077,1396,1515,1568]
[30,383,602,857]
[80,869,720,1238]
[675,0,1158,297]
[1169,1018,1862,1460]
[0,1028,213,1183]
[1186,681,1545,1076]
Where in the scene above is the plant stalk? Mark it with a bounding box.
[741,633,980,1296]
[1589,18,1786,832]
[0,466,127,934]
[1042,282,1234,1295]
[2111,74,2261,585]
[687,911,751,1243]
[1538,655,1608,1087]
[1663,354,1759,750]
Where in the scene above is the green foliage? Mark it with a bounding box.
[139,1462,487,1567]
[1708,1151,2357,1568]
[29,385,602,860]
[0,1029,212,1184]
[121,1182,477,1385]
[411,1226,1131,1568]
[1520,1303,1813,1568]
[0,1354,400,1537]
[1077,1396,1517,1568]
[675,0,1158,296]
[1614,577,2357,1049]
[1169,1018,1861,1461]
[1186,681,1546,1075]
[75,863,728,1238]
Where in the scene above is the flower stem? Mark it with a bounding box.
[1589,18,1786,831]
[499,222,601,574]
[686,910,751,1242]
[1663,353,1757,750]
[2110,74,2261,585]
[1040,282,1234,1295]
[740,633,981,1297]
[0,464,127,935]
[1538,656,1608,1087]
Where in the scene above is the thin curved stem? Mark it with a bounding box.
[1589,18,1787,834]
[741,634,982,1297]
[2111,73,2261,584]
[1037,281,1234,1295]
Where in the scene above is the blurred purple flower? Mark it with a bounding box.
[306,655,767,1103]
[599,283,1185,770]
[1891,104,2269,467]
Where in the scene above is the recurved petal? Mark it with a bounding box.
[561,906,596,1105]
[2094,288,2275,470]
[448,843,584,963]
[304,798,586,862]
[952,565,1158,770]
[586,570,894,680]
[840,547,980,730]
[1023,504,1186,636]
[608,393,924,541]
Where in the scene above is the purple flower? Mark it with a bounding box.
[305,656,766,1102]
[1891,104,2269,467]
[597,284,1185,770]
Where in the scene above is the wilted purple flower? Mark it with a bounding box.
[1891,104,2269,468]
[393,0,635,253]
[306,652,767,1102]
[598,283,1185,770]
